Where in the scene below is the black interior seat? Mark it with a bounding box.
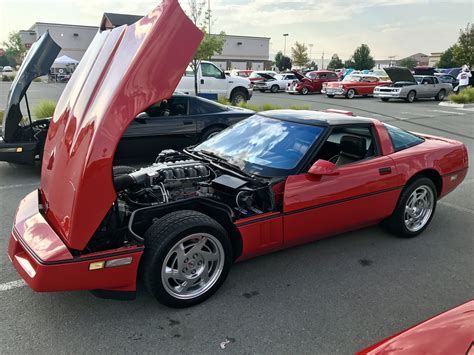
[334,135,367,166]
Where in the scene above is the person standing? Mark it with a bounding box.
[455,65,472,93]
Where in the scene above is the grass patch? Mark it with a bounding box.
[33,77,43,82]
[218,96,308,112]
[33,100,56,118]
[0,111,3,125]
[448,87,474,104]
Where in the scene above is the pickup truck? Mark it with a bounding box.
[177,61,253,104]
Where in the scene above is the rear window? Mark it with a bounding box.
[383,123,424,151]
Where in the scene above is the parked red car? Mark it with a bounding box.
[286,70,338,94]
[357,300,474,355]
[323,74,391,99]
[7,0,469,308]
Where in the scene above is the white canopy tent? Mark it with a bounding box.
[53,55,79,66]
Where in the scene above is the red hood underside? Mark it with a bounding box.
[40,0,203,250]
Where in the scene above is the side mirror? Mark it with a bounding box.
[308,159,339,176]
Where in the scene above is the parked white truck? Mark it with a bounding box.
[177,61,253,104]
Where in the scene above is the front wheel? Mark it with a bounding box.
[270,85,279,93]
[230,89,248,105]
[346,88,356,99]
[141,210,232,308]
[300,87,309,95]
[405,90,416,103]
[382,177,437,238]
[435,89,446,101]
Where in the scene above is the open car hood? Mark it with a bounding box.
[291,70,306,81]
[384,67,416,84]
[2,32,60,142]
[259,73,275,81]
[40,0,203,250]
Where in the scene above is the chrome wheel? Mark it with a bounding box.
[346,89,355,99]
[404,186,434,232]
[161,233,224,300]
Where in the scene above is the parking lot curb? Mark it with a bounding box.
[439,102,474,109]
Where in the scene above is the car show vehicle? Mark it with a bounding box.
[254,72,298,93]
[357,300,474,355]
[286,70,338,94]
[0,34,253,165]
[373,67,452,102]
[2,65,13,72]
[229,69,252,78]
[323,74,390,99]
[7,0,469,308]
[370,69,390,81]
[248,70,277,85]
[435,73,459,90]
[178,61,252,105]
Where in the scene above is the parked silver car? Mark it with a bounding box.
[373,67,452,103]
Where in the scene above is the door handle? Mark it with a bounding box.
[183,121,193,125]
[379,167,392,175]
[200,79,204,84]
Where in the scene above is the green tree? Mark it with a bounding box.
[187,0,225,94]
[2,31,26,65]
[308,60,318,70]
[0,54,16,67]
[344,59,355,68]
[275,51,292,71]
[398,57,418,70]
[452,23,474,67]
[351,44,375,70]
[438,46,459,68]
[291,42,310,67]
[327,54,344,69]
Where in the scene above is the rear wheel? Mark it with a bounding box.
[301,87,309,95]
[382,177,437,238]
[141,210,232,308]
[346,89,356,99]
[435,89,446,101]
[270,85,279,93]
[405,90,416,103]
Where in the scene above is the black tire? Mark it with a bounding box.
[199,126,225,142]
[230,89,248,105]
[113,165,135,176]
[435,89,446,101]
[382,177,437,238]
[140,210,232,308]
[381,98,390,102]
[270,84,279,93]
[405,90,416,103]
[300,87,309,95]
[345,88,356,99]
[326,94,335,98]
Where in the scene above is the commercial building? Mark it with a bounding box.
[428,52,442,67]
[20,13,271,69]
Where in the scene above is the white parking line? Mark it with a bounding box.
[0,183,38,191]
[401,112,422,116]
[0,279,26,292]
[439,201,474,215]
[429,110,465,116]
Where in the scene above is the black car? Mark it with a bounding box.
[114,94,254,161]
[0,33,254,165]
[435,74,459,90]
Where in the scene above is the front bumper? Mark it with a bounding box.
[373,91,402,98]
[8,190,143,293]
[0,137,38,164]
[325,87,345,95]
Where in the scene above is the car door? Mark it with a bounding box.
[200,62,228,97]
[282,126,402,247]
[119,97,197,159]
[314,73,327,92]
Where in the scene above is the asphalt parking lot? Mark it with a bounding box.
[0,83,473,354]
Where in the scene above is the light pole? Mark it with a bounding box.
[283,34,289,56]
[309,43,313,61]
[208,0,211,34]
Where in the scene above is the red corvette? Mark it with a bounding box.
[7,0,468,308]
[323,74,391,99]
[357,300,474,354]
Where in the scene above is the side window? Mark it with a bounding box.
[319,73,327,80]
[383,123,424,151]
[422,77,434,84]
[433,77,439,84]
[201,63,223,79]
[146,97,189,117]
[189,98,224,115]
[311,126,378,167]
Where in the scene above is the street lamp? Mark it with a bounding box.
[309,43,313,60]
[283,34,289,55]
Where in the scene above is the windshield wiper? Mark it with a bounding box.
[197,150,251,177]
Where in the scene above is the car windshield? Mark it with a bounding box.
[274,74,284,80]
[194,115,325,177]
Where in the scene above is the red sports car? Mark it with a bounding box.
[323,74,391,99]
[7,0,469,308]
[357,300,474,355]
[286,70,338,94]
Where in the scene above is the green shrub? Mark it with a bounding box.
[217,96,310,112]
[289,104,310,110]
[217,96,230,105]
[33,100,56,118]
[0,111,3,126]
[448,87,474,104]
[1,74,15,81]
[33,77,43,82]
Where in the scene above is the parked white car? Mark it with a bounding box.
[254,73,299,93]
[2,66,13,72]
[177,61,253,104]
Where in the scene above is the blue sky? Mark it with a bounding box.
[0,0,472,62]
